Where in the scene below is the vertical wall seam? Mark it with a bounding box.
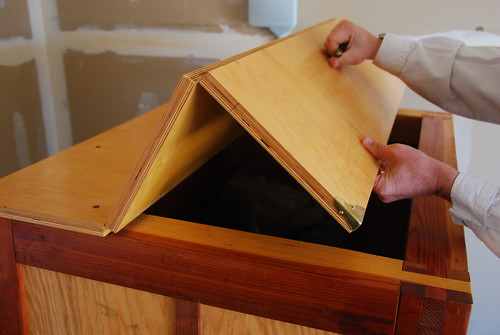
[27,0,73,156]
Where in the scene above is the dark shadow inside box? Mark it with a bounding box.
[146,117,420,260]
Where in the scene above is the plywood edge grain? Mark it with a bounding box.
[1,211,109,236]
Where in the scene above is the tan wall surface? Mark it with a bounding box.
[0,0,31,39]
[57,0,248,32]
[0,61,45,177]
[64,50,216,144]
[0,0,258,177]
[296,0,500,35]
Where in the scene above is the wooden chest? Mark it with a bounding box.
[0,19,471,335]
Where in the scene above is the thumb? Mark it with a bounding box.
[361,136,384,160]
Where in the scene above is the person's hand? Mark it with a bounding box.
[324,20,382,68]
[361,137,459,203]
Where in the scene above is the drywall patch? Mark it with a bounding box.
[0,60,45,178]
[57,0,248,31]
[61,25,274,60]
[13,111,31,168]
[64,50,217,143]
[0,37,34,66]
[136,92,159,116]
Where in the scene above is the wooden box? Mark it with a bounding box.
[0,19,471,335]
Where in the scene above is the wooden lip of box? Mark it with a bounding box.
[0,18,471,334]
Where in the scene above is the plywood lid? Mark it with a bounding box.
[107,18,405,233]
[0,19,405,235]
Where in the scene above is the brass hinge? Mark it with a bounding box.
[333,198,366,232]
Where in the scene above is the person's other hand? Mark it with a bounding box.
[324,20,382,68]
[361,137,459,202]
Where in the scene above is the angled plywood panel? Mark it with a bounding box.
[107,18,405,233]
[106,76,243,231]
[201,20,405,231]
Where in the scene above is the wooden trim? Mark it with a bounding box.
[395,282,472,334]
[175,299,200,335]
[397,114,471,334]
[13,220,400,334]
[404,114,469,279]
[0,217,28,335]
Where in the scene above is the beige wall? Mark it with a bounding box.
[0,0,270,177]
[296,0,500,35]
[0,60,45,177]
[0,0,31,39]
[64,50,216,143]
[56,0,248,32]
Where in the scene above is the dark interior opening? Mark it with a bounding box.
[146,114,421,260]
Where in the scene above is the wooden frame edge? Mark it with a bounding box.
[0,217,28,335]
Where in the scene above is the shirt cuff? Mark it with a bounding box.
[450,172,498,229]
[373,33,414,76]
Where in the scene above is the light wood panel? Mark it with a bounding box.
[14,219,401,334]
[0,106,163,236]
[106,78,242,232]
[110,18,405,233]
[202,19,405,231]
[0,18,404,235]
[200,304,339,335]
[21,265,176,335]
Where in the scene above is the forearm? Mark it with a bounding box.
[450,173,500,258]
[374,34,500,124]
[434,159,459,202]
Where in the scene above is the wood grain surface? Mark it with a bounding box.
[0,18,404,235]
[2,110,471,334]
[106,78,242,232]
[200,304,339,335]
[404,114,469,280]
[109,18,405,233]
[202,19,405,231]
[21,265,176,335]
[0,217,27,335]
[13,219,401,334]
[0,107,163,236]
[396,282,472,334]
[175,300,200,335]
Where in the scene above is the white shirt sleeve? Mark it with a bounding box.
[450,173,500,258]
[374,33,500,124]
[374,34,500,257]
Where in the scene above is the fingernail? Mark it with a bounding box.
[328,58,339,68]
[361,136,373,145]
